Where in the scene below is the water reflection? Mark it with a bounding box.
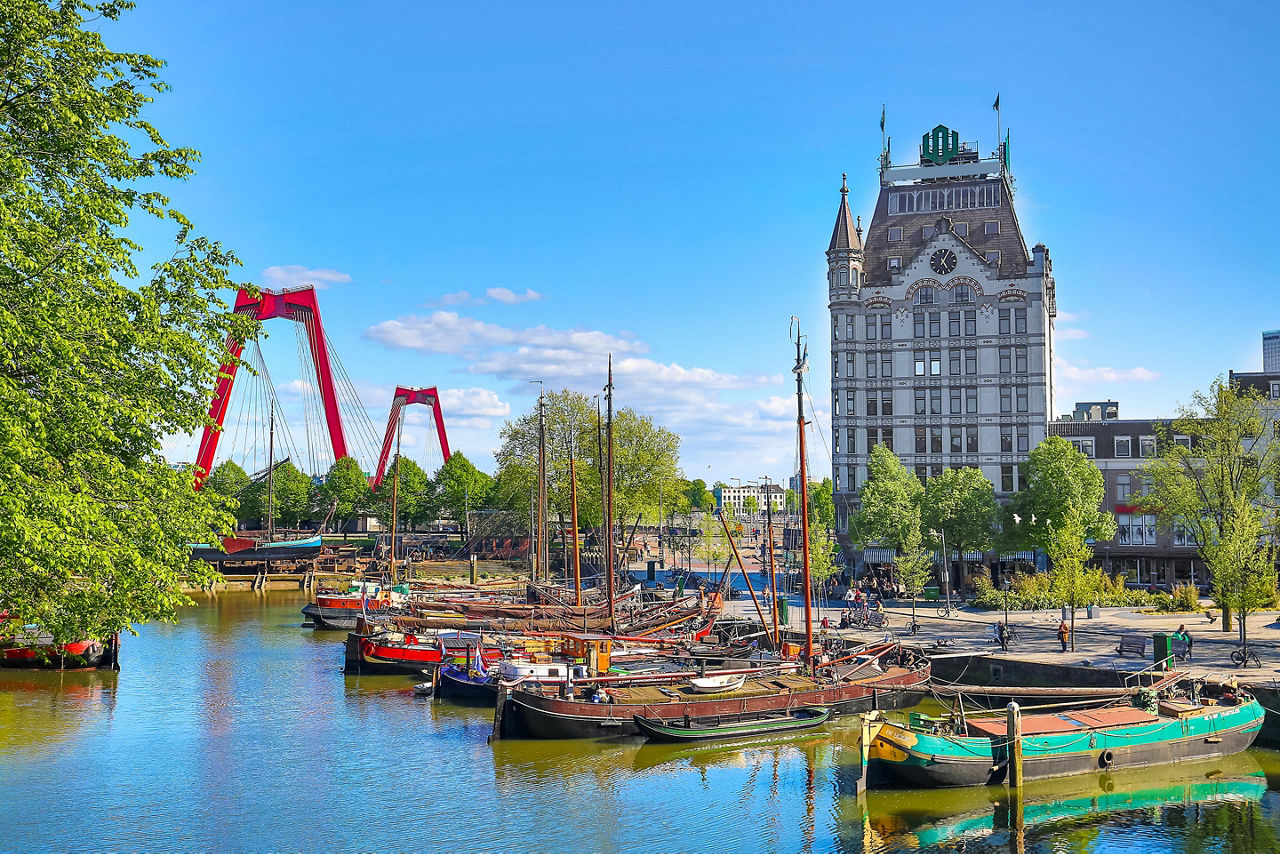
[0,669,116,759]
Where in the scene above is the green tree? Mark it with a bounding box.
[435,451,493,532]
[855,445,924,550]
[895,523,933,631]
[1046,514,1100,651]
[743,495,759,517]
[785,488,798,513]
[1004,436,1116,552]
[922,467,997,587]
[610,409,681,530]
[318,456,370,535]
[1201,495,1276,652]
[1139,378,1280,634]
[0,1,258,642]
[240,461,311,528]
[682,478,715,512]
[370,456,433,529]
[204,461,250,526]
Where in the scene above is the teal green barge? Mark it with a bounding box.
[870,693,1264,788]
[632,707,831,742]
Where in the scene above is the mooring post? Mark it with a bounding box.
[1007,701,1023,790]
[470,555,478,585]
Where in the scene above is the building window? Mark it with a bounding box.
[914,389,927,415]
[914,352,926,377]
[930,350,942,376]
[1271,382,1280,399]
[1016,425,1029,453]
[952,285,972,304]
[964,349,977,375]
[889,185,1002,214]
[1173,523,1197,547]
[832,355,839,379]
[1000,387,1012,414]
[1001,464,1015,492]
[985,250,1000,265]
[930,426,943,453]
[865,315,876,340]
[833,392,841,416]
[965,387,978,414]
[949,312,961,337]
[915,464,929,482]
[1015,347,1028,374]
[930,388,942,414]
[1117,474,1131,503]
[929,312,941,338]
[923,226,936,239]
[846,353,855,378]
[999,309,1011,335]
[966,425,979,453]
[1115,437,1132,458]
[832,315,840,340]
[1139,435,1156,458]
[984,220,1000,235]
[1015,385,1029,413]
[1070,438,1095,458]
[881,315,892,340]
[949,388,962,415]
[889,257,901,271]
[864,354,876,379]
[999,347,1011,374]
[1014,308,1027,334]
[915,426,927,453]
[954,222,968,237]
[846,390,856,415]
[949,349,961,376]
[915,287,936,305]
[1000,425,1013,452]
[950,427,963,453]
[881,354,892,377]
[880,390,893,416]
[914,313,926,338]
[888,226,903,241]
[833,430,841,454]
[1116,513,1157,546]
[1174,435,1190,449]
[866,392,877,417]
[964,310,976,337]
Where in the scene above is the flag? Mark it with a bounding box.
[879,105,885,132]
[993,93,1000,111]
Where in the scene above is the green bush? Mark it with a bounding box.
[1166,583,1201,613]
[971,570,1161,611]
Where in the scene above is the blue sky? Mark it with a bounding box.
[133,2,1280,483]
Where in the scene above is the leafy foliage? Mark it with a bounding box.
[434,451,492,530]
[854,444,923,550]
[921,467,996,559]
[0,1,258,641]
[317,456,370,533]
[1002,436,1116,551]
[369,456,432,529]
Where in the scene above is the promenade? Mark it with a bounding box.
[723,595,1280,684]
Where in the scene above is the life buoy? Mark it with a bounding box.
[1099,749,1114,768]
[405,635,417,645]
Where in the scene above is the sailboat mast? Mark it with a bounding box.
[570,451,582,607]
[536,386,547,583]
[605,355,616,632]
[794,322,814,669]
[765,476,780,646]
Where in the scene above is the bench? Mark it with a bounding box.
[1116,635,1148,657]
[1171,638,1192,661]
[867,611,889,630]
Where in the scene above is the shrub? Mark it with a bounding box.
[1169,583,1201,613]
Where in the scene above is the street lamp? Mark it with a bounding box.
[930,528,951,614]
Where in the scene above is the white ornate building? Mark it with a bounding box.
[827,124,1057,536]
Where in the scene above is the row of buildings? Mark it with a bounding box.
[824,117,1266,588]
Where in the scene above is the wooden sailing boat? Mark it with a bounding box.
[791,318,814,668]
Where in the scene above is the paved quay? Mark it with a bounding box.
[721,595,1280,685]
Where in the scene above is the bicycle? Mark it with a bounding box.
[937,600,957,618]
[903,618,920,636]
[1230,646,1262,668]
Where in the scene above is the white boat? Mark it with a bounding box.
[689,672,747,693]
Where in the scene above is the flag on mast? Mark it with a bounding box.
[879,104,885,132]
[993,93,1000,111]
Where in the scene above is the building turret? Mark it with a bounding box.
[827,174,863,302]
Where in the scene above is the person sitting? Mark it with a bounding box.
[1175,624,1193,658]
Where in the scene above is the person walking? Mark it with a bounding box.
[1057,620,1070,653]
[996,621,1010,652]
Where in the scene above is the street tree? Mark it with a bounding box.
[682,479,715,512]
[369,456,433,530]
[434,452,493,533]
[743,495,759,517]
[1200,495,1277,652]
[204,461,251,525]
[855,445,924,550]
[0,1,259,641]
[318,456,370,536]
[241,462,311,528]
[1140,378,1280,633]
[1004,436,1116,552]
[1046,514,1101,651]
[895,523,934,631]
[922,466,997,587]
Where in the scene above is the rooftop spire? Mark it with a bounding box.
[828,173,861,253]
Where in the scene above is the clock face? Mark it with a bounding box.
[930,249,958,275]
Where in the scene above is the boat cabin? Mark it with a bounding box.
[560,633,612,674]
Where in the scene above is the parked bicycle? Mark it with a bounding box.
[903,618,920,636]
[1231,646,1262,668]
[937,600,957,618]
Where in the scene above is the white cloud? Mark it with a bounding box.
[426,290,484,308]
[364,311,649,358]
[486,287,542,305]
[1056,358,1160,384]
[1056,310,1086,323]
[276,379,315,396]
[1056,328,1090,341]
[439,387,511,417]
[261,265,351,289]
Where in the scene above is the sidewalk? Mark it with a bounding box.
[723,596,1280,684]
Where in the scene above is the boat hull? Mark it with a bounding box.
[435,665,499,702]
[0,639,107,670]
[633,708,831,742]
[303,601,390,630]
[190,535,324,563]
[871,700,1265,788]
[506,665,928,740]
[346,634,504,675]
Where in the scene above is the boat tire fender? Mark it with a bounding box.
[1098,749,1114,768]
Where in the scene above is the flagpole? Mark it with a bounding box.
[994,92,1002,163]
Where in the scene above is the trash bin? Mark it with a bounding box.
[778,598,790,626]
[1153,632,1172,671]
[1061,605,1069,621]
[1086,604,1095,619]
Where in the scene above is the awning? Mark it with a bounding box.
[861,548,896,563]
[999,551,1036,561]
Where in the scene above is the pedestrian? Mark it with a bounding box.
[844,586,856,606]
[1057,620,1070,652]
[996,621,1010,652]
[1176,623,1192,658]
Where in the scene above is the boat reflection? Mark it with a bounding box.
[0,669,117,759]
[835,751,1268,852]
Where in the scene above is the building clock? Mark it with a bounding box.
[930,249,957,275]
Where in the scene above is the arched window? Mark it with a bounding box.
[914,286,936,306]
[951,285,972,304]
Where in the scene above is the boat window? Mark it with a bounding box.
[549,668,560,677]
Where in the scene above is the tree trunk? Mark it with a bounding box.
[1223,603,1232,633]
[1069,597,1076,652]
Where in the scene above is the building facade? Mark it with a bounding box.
[828,123,1057,537]
[713,482,785,515]
[1263,331,1280,374]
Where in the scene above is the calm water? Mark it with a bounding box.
[3,591,1280,852]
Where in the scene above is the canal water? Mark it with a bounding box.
[3,591,1280,852]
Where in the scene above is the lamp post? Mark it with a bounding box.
[930,528,951,615]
